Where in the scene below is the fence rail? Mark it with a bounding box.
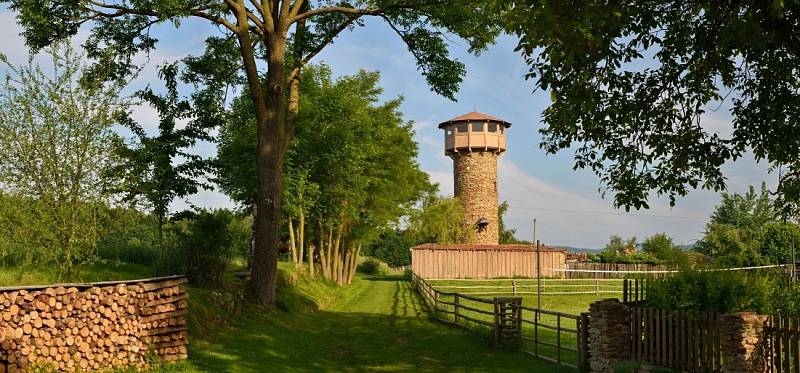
[564,263,676,278]
[428,278,624,296]
[411,273,588,371]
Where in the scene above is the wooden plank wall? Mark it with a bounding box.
[412,249,566,279]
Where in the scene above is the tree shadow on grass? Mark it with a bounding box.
[188,277,570,373]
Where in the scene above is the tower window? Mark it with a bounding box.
[471,122,483,132]
[456,123,468,133]
[488,123,497,132]
[446,129,453,136]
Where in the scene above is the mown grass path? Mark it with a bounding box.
[189,275,571,372]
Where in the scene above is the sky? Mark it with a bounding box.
[0,10,778,249]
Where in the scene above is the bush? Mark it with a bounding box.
[759,222,800,264]
[644,270,775,314]
[364,230,412,267]
[587,252,661,264]
[357,258,384,275]
[96,207,160,265]
[169,208,250,288]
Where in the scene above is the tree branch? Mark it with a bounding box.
[292,6,382,23]
[83,0,240,33]
[287,15,358,81]
[291,0,451,23]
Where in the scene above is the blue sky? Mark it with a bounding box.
[0,11,777,249]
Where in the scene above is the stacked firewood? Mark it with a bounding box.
[0,276,188,372]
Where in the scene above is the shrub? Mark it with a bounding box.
[364,230,412,267]
[169,208,250,288]
[759,222,800,265]
[357,258,384,275]
[644,270,775,314]
[96,207,160,265]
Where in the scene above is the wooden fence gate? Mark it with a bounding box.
[494,297,522,346]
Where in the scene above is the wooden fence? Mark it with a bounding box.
[765,314,800,373]
[429,278,624,296]
[629,306,722,371]
[411,273,589,371]
[622,278,800,372]
[564,262,676,279]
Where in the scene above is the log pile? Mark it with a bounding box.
[0,275,188,372]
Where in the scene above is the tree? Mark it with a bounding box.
[364,229,413,268]
[110,63,216,261]
[498,201,526,244]
[642,233,687,265]
[710,184,777,230]
[696,223,764,267]
[759,222,800,265]
[642,233,674,257]
[218,66,431,285]
[406,194,472,245]
[7,0,503,304]
[0,45,124,277]
[502,1,800,211]
[603,235,637,256]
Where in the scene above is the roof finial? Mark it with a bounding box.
[473,104,477,112]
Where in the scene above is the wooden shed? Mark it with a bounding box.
[411,243,567,279]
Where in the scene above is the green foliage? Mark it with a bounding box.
[644,271,775,314]
[364,230,413,268]
[406,195,473,244]
[760,222,800,265]
[696,224,764,267]
[356,258,384,275]
[710,184,777,230]
[696,186,799,266]
[0,45,124,277]
[109,63,216,258]
[498,201,525,244]
[602,235,637,256]
[642,233,688,266]
[503,1,800,210]
[587,251,660,265]
[96,206,159,265]
[218,65,432,246]
[170,209,250,288]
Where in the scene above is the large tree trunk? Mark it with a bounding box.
[249,34,289,306]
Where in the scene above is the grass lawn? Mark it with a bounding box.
[0,263,578,372]
[186,272,572,372]
[426,279,624,367]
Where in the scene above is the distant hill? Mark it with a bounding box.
[550,246,600,253]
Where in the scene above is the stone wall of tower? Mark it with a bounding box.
[452,151,500,245]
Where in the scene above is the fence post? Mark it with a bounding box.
[493,297,501,346]
[454,293,460,324]
[433,291,439,319]
[557,314,562,365]
[512,280,517,295]
[579,312,591,373]
[623,279,628,303]
[534,309,539,357]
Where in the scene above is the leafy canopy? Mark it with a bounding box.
[503,0,800,210]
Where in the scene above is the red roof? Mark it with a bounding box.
[411,243,566,252]
[438,111,511,128]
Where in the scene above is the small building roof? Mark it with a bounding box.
[411,243,567,252]
[438,111,511,129]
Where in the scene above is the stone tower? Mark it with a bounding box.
[439,111,510,245]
